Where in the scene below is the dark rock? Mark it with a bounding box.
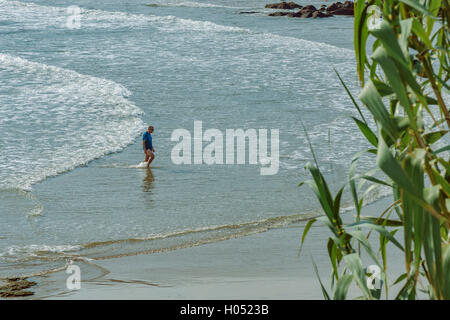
[0,278,36,298]
[268,11,290,16]
[239,11,259,14]
[312,10,332,18]
[265,1,302,9]
[326,0,354,16]
[327,3,339,11]
[302,5,317,11]
[343,1,354,8]
[286,1,302,9]
[267,2,342,18]
[296,6,315,15]
[328,7,354,15]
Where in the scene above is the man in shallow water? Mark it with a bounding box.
[143,126,155,168]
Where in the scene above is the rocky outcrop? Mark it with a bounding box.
[270,4,333,18]
[312,10,332,18]
[326,1,354,15]
[265,1,302,9]
[0,278,36,298]
[268,11,290,16]
[267,1,354,18]
[301,5,317,12]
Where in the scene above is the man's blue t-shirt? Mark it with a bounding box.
[143,132,153,150]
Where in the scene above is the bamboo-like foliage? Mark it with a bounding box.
[300,0,449,299]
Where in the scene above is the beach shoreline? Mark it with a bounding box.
[10,196,403,300]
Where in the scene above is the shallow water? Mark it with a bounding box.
[0,0,390,279]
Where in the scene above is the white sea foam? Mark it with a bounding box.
[0,244,82,262]
[0,0,245,32]
[0,53,145,190]
[0,0,353,55]
[0,0,352,53]
[146,1,241,9]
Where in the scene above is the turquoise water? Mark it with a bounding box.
[0,0,382,279]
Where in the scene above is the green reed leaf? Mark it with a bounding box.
[347,221,404,251]
[399,0,435,17]
[299,218,317,257]
[312,257,331,300]
[352,117,379,147]
[424,130,448,145]
[333,274,353,300]
[359,81,398,141]
[343,253,372,299]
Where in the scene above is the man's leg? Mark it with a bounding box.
[144,149,149,162]
[147,150,155,168]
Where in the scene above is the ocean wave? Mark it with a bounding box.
[0,244,82,261]
[0,53,145,190]
[0,0,353,54]
[0,0,246,32]
[145,1,240,9]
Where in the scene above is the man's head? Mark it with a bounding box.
[147,126,154,133]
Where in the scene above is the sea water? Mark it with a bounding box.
[0,0,390,280]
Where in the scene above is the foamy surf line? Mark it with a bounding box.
[0,211,318,280]
[95,162,164,169]
[0,0,244,32]
[0,53,145,190]
[0,0,353,55]
[0,183,392,264]
[145,1,243,9]
[80,185,393,261]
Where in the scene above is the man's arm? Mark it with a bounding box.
[143,140,146,151]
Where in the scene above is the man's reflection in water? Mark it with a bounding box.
[142,168,154,193]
